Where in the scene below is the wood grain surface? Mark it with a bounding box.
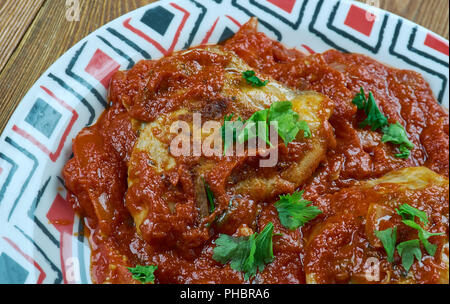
[0,0,448,134]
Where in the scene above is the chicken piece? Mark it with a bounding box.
[305,167,449,284]
[125,46,334,247]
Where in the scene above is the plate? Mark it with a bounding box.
[0,0,448,284]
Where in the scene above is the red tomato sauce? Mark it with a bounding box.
[63,19,449,284]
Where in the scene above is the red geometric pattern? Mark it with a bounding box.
[46,194,74,232]
[201,15,242,45]
[84,49,120,88]
[267,0,296,14]
[424,33,449,56]
[344,4,375,37]
[46,193,75,284]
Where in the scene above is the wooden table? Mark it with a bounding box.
[0,0,448,134]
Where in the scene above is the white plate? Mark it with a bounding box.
[0,0,448,283]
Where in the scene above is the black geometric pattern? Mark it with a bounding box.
[25,98,61,138]
[140,6,175,36]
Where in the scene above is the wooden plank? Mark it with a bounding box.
[0,0,44,72]
[0,0,156,134]
[374,0,449,39]
[0,0,448,135]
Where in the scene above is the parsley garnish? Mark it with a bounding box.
[221,114,244,155]
[274,191,322,230]
[352,88,414,159]
[352,88,388,131]
[374,204,444,272]
[127,265,157,284]
[396,240,422,273]
[203,179,216,213]
[221,101,311,153]
[213,222,274,280]
[396,204,444,256]
[237,108,272,147]
[269,101,312,145]
[381,123,414,159]
[396,204,428,225]
[374,227,397,263]
[242,70,269,87]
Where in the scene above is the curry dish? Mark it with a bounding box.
[63,19,449,284]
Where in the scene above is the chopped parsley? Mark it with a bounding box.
[237,108,271,147]
[381,123,415,159]
[374,227,397,263]
[213,222,274,280]
[203,179,216,214]
[396,204,444,256]
[396,240,422,273]
[274,191,322,230]
[242,70,269,87]
[352,88,388,131]
[221,101,311,153]
[374,203,444,272]
[396,204,428,225]
[269,101,312,145]
[352,88,414,159]
[221,114,244,155]
[127,265,157,284]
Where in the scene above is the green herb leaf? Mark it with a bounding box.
[237,109,271,147]
[203,179,216,214]
[242,70,269,87]
[127,265,157,284]
[395,145,412,159]
[397,204,444,256]
[352,87,367,111]
[382,122,414,159]
[274,191,322,230]
[396,240,422,273]
[374,227,397,263]
[221,114,244,155]
[396,204,428,225]
[352,88,388,131]
[268,101,311,146]
[352,88,414,159]
[401,219,444,256]
[213,222,274,280]
[222,101,311,152]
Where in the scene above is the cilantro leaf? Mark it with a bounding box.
[253,222,275,273]
[221,114,244,155]
[237,109,271,147]
[396,204,444,256]
[395,145,412,159]
[352,88,388,131]
[396,240,422,273]
[268,101,311,145]
[203,178,216,214]
[382,122,414,159]
[396,204,428,225]
[242,70,269,87]
[222,101,311,152]
[127,265,157,284]
[401,219,444,256]
[352,87,367,110]
[374,227,397,263]
[274,191,322,230]
[213,222,274,280]
[352,88,413,159]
